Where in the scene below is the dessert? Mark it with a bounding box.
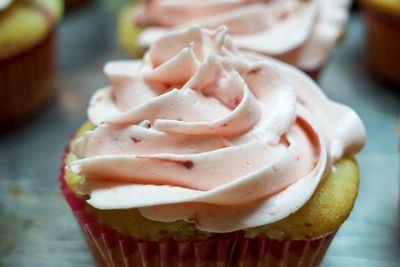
[119,0,352,80]
[118,0,142,58]
[61,26,365,266]
[0,0,63,128]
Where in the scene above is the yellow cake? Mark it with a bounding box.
[60,25,365,266]
[0,0,63,127]
[0,0,63,59]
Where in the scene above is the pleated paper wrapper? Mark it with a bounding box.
[60,148,336,267]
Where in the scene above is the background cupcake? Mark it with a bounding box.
[118,0,351,80]
[118,0,142,58]
[61,26,365,266]
[0,0,63,128]
[359,0,400,86]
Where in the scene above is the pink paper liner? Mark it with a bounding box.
[0,30,56,128]
[59,147,336,267]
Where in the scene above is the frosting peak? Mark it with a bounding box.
[68,26,365,233]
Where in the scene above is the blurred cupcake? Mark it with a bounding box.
[118,0,142,58]
[118,0,351,80]
[0,0,63,128]
[61,26,365,266]
[359,0,400,85]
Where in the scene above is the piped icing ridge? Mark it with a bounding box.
[68,26,365,233]
[133,0,351,70]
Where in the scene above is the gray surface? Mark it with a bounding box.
[0,2,399,267]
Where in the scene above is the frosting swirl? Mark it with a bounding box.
[69,26,365,233]
[133,0,351,70]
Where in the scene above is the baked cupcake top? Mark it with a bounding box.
[68,26,365,233]
[132,0,351,71]
[0,0,63,59]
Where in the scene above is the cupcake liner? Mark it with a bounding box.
[362,6,400,86]
[0,30,56,128]
[60,147,336,267]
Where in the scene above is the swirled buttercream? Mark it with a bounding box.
[133,0,351,70]
[68,26,365,233]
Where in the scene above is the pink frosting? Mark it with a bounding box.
[68,26,365,233]
[133,0,351,70]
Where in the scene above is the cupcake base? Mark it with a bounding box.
[60,148,336,267]
[0,30,56,129]
[362,6,400,86]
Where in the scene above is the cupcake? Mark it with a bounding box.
[61,26,365,266]
[118,0,352,80]
[359,0,400,85]
[0,0,63,128]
